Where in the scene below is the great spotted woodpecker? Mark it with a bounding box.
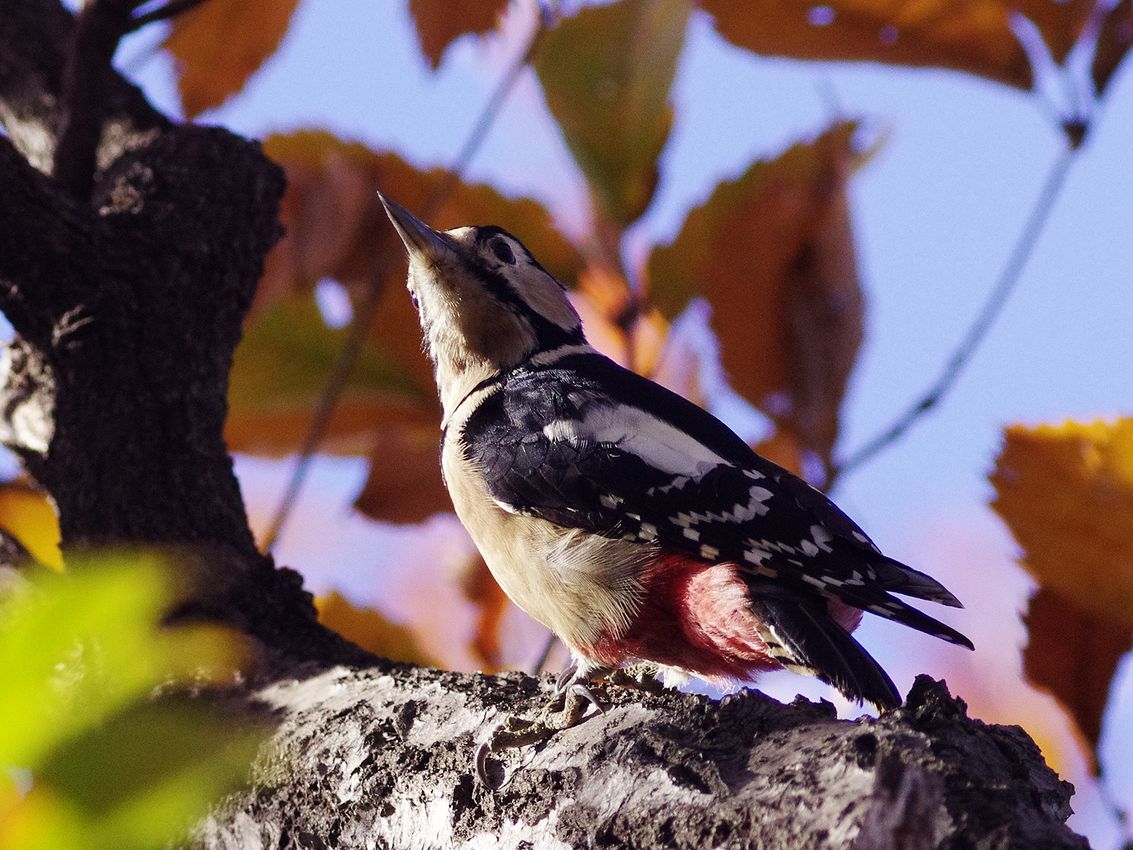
[378,193,972,712]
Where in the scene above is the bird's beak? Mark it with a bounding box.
[377,192,452,264]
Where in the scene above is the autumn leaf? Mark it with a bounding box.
[647,122,866,472]
[1021,587,1131,773]
[262,130,584,296]
[353,426,450,524]
[456,554,509,672]
[408,0,509,69]
[700,0,1094,90]
[0,482,61,570]
[535,0,691,228]
[1093,0,1133,97]
[163,0,301,118]
[227,292,435,456]
[316,592,438,666]
[990,419,1133,772]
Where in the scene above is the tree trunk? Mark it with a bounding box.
[0,3,1091,848]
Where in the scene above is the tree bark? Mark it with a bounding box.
[0,2,1091,848]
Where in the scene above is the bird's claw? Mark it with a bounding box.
[475,684,607,788]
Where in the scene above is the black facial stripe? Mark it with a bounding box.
[469,264,583,350]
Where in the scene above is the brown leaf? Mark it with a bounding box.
[990,419,1133,771]
[700,0,1094,90]
[1093,0,1133,97]
[315,592,438,666]
[245,131,586,457]
[226,292,436,456]
[408,0,509,69]
[646,122,865,470]
[163,0,301,117]
[456,554,509,672]
[1022,587,1132,774]
[353,426,451,525]
[535,0,691,228]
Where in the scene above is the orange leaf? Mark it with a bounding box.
[315,592,438,666]
[353,426,452,525]
[163,0,301,117]
[1022,587,1131,774]
[0,482,61,570]
[700,0,1093,90]
[990,419,1133,770]
[647,123,865,470]
[408,0,508,69]
[1093,0,1133,97]
[456,553,509,672]
[535,0,691,228]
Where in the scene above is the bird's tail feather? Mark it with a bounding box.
[748,596,902,710]
[872,555,963,608]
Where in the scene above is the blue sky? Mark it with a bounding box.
[106,1,1133,842]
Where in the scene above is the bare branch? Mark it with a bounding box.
[126,0,209,33]
[196,672,1087,849]
[259,7,552,552]
[54,0,140,196]
[829,144,1077,487]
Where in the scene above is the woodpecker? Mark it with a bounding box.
[379,193,972,712]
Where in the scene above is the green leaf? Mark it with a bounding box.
[35,700,265,850]
[535,0,691,228]
[0,556,257,850]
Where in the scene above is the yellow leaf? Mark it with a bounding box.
[0,483,61,570]
[700,0,1094,90]
[408,0,509,69]
[990,418,1133,771]
[315,592,437,667]
[163,0,301,118]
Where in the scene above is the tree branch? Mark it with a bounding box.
[830,143,1077,487]
[0,0,167,174]
[196,673,1086,849]
[0,134,91,338]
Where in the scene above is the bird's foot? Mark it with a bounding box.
[475,669,608,788]
[607,662,667,694]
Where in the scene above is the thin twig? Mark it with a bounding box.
[125,0,208,33]
[260,6,551,553]
[829,143,1077,486]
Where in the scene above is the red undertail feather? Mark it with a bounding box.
[580,554,863,684]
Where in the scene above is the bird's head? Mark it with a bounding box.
[379,193,585,412]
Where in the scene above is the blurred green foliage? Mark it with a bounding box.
[0,556,267,850]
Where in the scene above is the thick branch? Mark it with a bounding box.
[197,673,1086,849]
[0,136,92,338]
[0,0,166,172]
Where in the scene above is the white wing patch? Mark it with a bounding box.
[542,405,728,477]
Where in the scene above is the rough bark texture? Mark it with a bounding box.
[196,671,1084,850]
[0,2,1092,848]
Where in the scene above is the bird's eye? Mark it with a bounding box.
[490,238,516,265]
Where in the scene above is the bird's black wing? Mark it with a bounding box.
[462,352,971,650]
